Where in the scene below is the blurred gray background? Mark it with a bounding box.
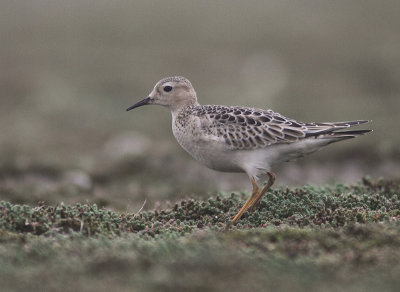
[1,0,399,209]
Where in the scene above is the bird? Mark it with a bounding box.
[126,76,371,227]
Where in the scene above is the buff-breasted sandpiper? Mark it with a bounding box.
[127,76,371,227]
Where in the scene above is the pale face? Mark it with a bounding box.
[126,76,197,111]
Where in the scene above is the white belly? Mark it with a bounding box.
[172,116,244,173]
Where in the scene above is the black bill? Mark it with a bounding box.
[126,97,151,111]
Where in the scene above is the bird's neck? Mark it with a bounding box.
[170,100,199,115]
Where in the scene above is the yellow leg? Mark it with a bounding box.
[225,172,275,230]
[248,172,275,212]
[231,177,260,224]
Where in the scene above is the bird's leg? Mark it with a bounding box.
[248,172,275,212]
[225,173,276,230]
[229,177,260,226]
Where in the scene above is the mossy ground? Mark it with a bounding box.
[1,177,400,291]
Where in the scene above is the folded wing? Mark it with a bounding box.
[194,105,371,150]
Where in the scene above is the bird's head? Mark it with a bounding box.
[126,76,198,112]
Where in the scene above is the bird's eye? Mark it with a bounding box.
[163,85,172,92]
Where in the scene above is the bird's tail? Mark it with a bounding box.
[312,120,372,143]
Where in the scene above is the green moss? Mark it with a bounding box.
[1,178,400,238]
[1,178,400,291]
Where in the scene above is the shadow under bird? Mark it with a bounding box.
[126,76,371,228]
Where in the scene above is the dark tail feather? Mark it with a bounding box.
[322,129,372,144]
[330,120,371,127]
[331,129,372,136]
[305,120,372,137]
